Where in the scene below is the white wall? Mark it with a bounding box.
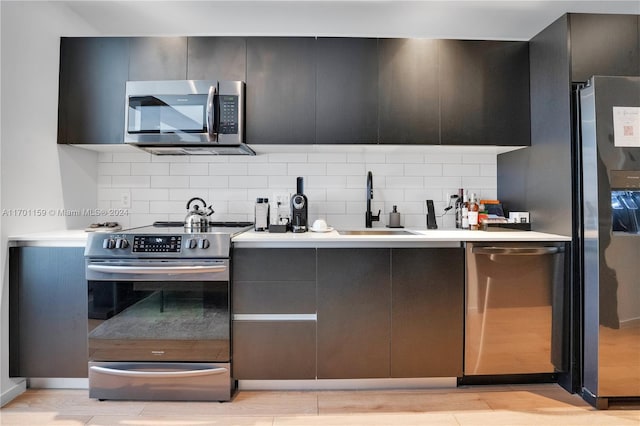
[0,1,100,405]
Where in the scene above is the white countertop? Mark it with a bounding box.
[8,230,89,247]
[7,227,571,248]
[233,228,571,248]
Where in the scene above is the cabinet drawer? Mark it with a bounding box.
[233,321,316,379]
[233,248,315,281]
[234,280,316,314]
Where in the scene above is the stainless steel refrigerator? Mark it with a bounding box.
[579,76,640,408]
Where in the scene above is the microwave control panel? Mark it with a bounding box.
[218,95,238,135]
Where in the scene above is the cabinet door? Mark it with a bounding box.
[378,38,440,145]
[9,247,87,378]
[128,37,187,80]
[440,40,530,146]
[317,248,391,379]
[232,248,316,379]
[569,14,640,81]
[233,321,316,379]
[246,37,316,144]
[58,37,129,144]
[187,37,246,81]
[316,38,378,144]
[391,248,464,378]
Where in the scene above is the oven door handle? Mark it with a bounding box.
[90,365,228,378]
[87,264,227,274]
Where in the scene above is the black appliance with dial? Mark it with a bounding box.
[291,177,308,233]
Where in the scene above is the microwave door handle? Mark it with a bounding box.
[206,85,217,141]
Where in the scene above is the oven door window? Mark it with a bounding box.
[127,95,207,134]
[88,281,229,362]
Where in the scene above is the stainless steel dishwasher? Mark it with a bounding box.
[464,242,566,376]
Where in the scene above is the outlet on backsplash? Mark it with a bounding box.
[120,191,131,209]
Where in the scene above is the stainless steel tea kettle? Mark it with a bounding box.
[184,197,214,232]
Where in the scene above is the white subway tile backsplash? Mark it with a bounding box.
[132,163,170,176]
[308,153,347,163]
[209,163,248,176]
[248,163,287,176]
[327,163,366,176]
[111,176,150,188]
[462,154,496,164]
[288,163,326,176]
[385,176,424,188]
[189,175,229,188]
[404,164,443,176]
[367,163,404,176]
[131,188,169,201]
[151,175,190,188]
[229,176,268,189]
[386,153,424,164]
[443,164,481,177]
[171,163,208,176]
[98,162,130,176]
[97,147,499,228]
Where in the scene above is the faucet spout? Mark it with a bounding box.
[366,171,380,228]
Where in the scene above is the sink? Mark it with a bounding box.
[337,230,418,236]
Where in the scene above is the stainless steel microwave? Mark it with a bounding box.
[124,80,254,155]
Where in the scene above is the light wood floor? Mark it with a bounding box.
[1,384,639,425]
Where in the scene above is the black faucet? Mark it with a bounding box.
[366,171,381,228]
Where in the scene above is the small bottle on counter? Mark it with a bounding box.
[254,198,270,231]
[468,193,479,230]
[461,192,469,230]
[455,188,464,228]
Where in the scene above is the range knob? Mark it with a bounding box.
[102,238,116,249]
[115,238,129,249]
[186,238,198,249]
[198,238,210,249]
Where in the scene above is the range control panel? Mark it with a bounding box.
[133,235,182,253]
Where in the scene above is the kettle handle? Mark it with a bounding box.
[186,197,207,210]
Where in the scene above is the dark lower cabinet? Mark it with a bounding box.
[233,246,465,380]
[128,37,187,81]
[232,248,317,380]
[9,247,87,378]
[391,248,464,377]
[58,37,129,144]
[233,321,316,379]
[316,248,391,379]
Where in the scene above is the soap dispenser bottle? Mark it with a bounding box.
[389,205,401,228]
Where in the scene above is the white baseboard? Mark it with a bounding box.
[27,378,89,389]
[239,377,457,391]
[1,379,26,407]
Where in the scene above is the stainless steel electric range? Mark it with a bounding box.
[84,222,251,401]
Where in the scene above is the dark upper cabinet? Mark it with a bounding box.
[316,38,378,144]
[440,40,530,146]
[317,248,391,379]
[186,37,246,81]
[569,14,640,82]
[378,38,440,145]
[10,247,87,378]
[128,37,187,80]
[246,37,316,144]
[391,248,464,378]
[58,37,129,144]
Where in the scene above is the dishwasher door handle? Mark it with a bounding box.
[472,246,560,256]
